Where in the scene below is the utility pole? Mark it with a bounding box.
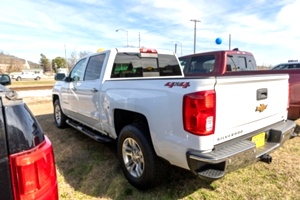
[172,41,182,56]
[139,32,141,48]
[229,34,231,50]
[190,19,201,54]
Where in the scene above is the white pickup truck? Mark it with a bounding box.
[52,48,296,189]
[12,70,43,81]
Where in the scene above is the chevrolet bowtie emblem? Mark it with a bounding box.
[255,104,267,112]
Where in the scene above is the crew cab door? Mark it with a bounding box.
[75,53,106,131]
[60,58,86,119]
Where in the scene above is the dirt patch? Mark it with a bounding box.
[26,100,53,115]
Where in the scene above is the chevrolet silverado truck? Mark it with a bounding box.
[12,70,43,81]
[0,75,58,199]
[179,49,300,120]
[52,48,296,190]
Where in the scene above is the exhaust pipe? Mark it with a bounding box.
[261,154,272,164]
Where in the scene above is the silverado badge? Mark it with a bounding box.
[255,104,268,112]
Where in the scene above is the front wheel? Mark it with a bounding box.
[16,77,21,81]
[54,99,67,128]
[117,123,164,190]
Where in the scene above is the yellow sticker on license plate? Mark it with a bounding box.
[251,132,266,148]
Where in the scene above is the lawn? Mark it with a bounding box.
[26,100,300,200]
[10,78,56,86]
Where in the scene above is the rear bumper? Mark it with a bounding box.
[186,120,296,180]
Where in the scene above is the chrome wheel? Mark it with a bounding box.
[54,99,67,128]
[122,137,144,178]
[54,104,62,124]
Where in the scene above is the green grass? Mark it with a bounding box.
[10,79,55,86]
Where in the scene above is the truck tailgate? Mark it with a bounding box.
[213,74,289,145]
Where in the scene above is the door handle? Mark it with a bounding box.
[257,88,267,100]
[91,88,98,92]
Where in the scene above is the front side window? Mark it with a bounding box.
[111,53,181,78]
[70,58,86,81]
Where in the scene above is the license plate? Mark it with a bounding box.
[251,132,266,148]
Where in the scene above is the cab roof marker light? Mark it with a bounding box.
[139,48,158,54]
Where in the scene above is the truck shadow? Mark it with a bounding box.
[36,114,215,199]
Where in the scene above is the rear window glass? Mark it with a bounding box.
[183,55,215,74]
[111,53,182,78]
[226,54,256,71]
[5,103,44,154]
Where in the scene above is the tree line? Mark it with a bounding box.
[40,50,90,73]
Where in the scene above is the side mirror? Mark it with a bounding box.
[0,74,11,86]
[54,73,66,81]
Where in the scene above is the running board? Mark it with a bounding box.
[66,119,113,143]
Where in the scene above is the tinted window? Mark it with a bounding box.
[184,55,215,74]
[85,54,106,80]
[179,57,188,69]
[226,54,256,71]
[111,53,181,78]
[272,63,300,70]
[288,64,300,69]
[70,58,86,81]
[5,103,44,154]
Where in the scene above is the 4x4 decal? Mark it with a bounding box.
[165,82,190,88]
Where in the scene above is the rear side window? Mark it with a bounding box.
[84,54,106,80]
[226,54,256,71]
[111,53,182,78]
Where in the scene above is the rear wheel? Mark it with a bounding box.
[54,99,67,128]
[16,77,21,81]
[36,76,40,80]
[117,123,164,190]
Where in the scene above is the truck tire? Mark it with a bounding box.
[36,76,40,80]
[54,99,67,128]
[117,123,164,190]
[16,77,21,81]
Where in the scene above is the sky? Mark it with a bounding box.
[1,0,299,66]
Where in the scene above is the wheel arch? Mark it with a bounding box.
[52,94,59,105]
[114,109,152,142]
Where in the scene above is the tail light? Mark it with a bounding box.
[9,136,58,200]
[183,90,216,136]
